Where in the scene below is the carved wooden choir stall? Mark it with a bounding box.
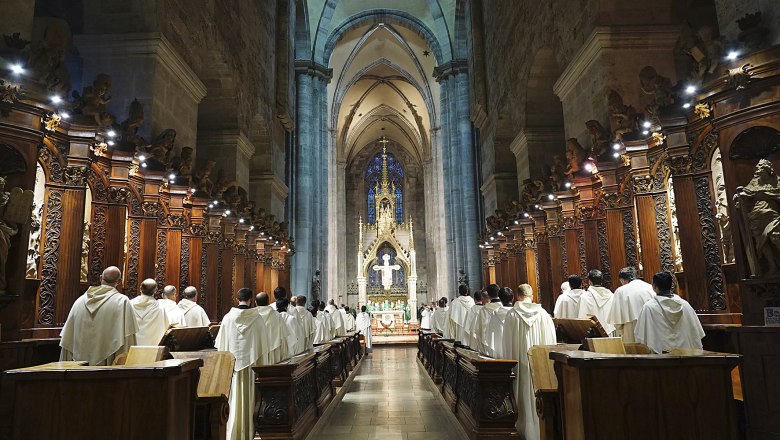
[479,46,780,440]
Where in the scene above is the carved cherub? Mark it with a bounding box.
[565,138,588,178]
[193,160,216,196]
[240,201,256,219]
[120,99,147,152]
[548,154,568,191]
[494,209,509,227]
[521,178,545,206]
[585,120,612,161]
[678,25,723,81]
[149,129,176,167]
[485,215,502,234]
[71,73,113,127]
[171,147,194,184]
[504,199,522,218]
[639,66,674,120]
[213,170,229,201]
[27,22,71,95]
[607,89,639,139]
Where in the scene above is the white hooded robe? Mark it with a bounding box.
[178,298,211,327]
[635,295,705,354]
[607,279,656,342]
[130,294,170,346]
[553,288,584,319]
[447,295,475,343]
[355,311,372,350]
[578,286,616,335]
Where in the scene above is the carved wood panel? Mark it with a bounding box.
[37,189,62,325]
[88,204,107,285]
[694,176,726,310]
[125,219,141,295]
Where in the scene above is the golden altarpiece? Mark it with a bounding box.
[356,144,418,322]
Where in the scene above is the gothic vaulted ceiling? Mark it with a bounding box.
[301,0,458,164]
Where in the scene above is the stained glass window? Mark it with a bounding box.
[365,151,404,223]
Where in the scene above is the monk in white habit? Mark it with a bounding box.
[463,291,486,349]
[293,296,315,350]
[578,269,616,335]
[502,284,557,440]
[178,286,211,327]
[325,299,345,336]
[554,275,584,318]
[420,305,431,330]
[270,286,287,310]
[446,284,475,342]
[355,305,373,352]
[215,288,271,440]
[313,300,332,344]
[484,287,514,358]
[430,297,449,334]
[342,305,356,332]
[60,266,138,366]
[607,266,655,342]
[130,279,170,346]
[158,285,185,326]
[635,272,705,353]
[275,297,303,355]
[255,292,291,363]
[472,285,503,355]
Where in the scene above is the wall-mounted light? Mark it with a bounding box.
[10,64,24,75]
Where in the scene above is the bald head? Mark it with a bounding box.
[162,285,177,299]
[256,292,269,306]
[101,266,122,286]
[140,278,157,296]
[182,286,198,299]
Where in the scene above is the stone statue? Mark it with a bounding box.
[149,129,176,168]
[71,73,114,127]
[0,178,34,293]
[639,66,674,121]
[311,269,321,301]
[170,147,194,185]
[607,89,639,140]
[120,99,147,152]
[26,22,71,95]
[715,183,734,264]
[213,170,229,201]
[564,138,588,178]
[372,254,400,291]
[504,199,522,218]
[80,222,90,283]
[458,269,469,287]
[193,160,217,197]
[585,120,611,161]
[734,159,780,276]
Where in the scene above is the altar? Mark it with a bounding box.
[372,310,406,334]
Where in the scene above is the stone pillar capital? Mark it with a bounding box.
[432,59,468,83]
[294,60,333,82]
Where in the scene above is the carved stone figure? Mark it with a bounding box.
[715,183,734,264]
[311,269,321,301]
[213,170,229,201]
[240,201,256,219]
[564,138,588,178]
[678,25,723,82]
[193,160,217,197]
[503,199,522,218]
[148,129,176,168]
[586,120,611,160]
[0,178,34,293]
[639,66,674,121]
[458,269,469,287]
[485,215,503,234]
[607,89,639,140]
[26,22,71,95]
[80,222,90,283]
[25,202,42,280]
[71,73,114,127]
[120,99,147,152]
[734,159,780,276]
[548,154,568,191]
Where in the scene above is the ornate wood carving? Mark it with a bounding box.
[38,189,62,325]
[294,371,316,417]
[483,383,516,420]
[125,219,141,295]
[87,168,108,201]
[622,210,638,268]
[560,237,568,275]
[597,220,612,288]
[632,175,654,194]
[180,236,190,291]
[256,387,289,425]
[694,176,726,310]
[199,241,208,302]
[578,229,587,277]
[156,229,167,288]
[38,145,64,183]
[89,205,108,285]
[653,194,676,274]
[216,245,224,314]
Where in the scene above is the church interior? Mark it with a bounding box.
[1,0,780,439]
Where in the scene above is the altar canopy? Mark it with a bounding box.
[356,141,418,322]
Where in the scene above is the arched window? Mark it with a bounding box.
[365,151,404,224]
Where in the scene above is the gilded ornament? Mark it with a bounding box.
[694,102,712,119]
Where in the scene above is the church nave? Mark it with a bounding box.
[307,347,468,440]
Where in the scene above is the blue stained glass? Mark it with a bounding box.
[367,188,376,224]
[365,151,404,223]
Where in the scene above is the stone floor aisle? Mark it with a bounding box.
[307,346,469,440]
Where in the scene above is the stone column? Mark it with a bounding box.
[290,61,331,298]
[197,130,255,191]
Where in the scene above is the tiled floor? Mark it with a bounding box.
[307,346,469,440]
